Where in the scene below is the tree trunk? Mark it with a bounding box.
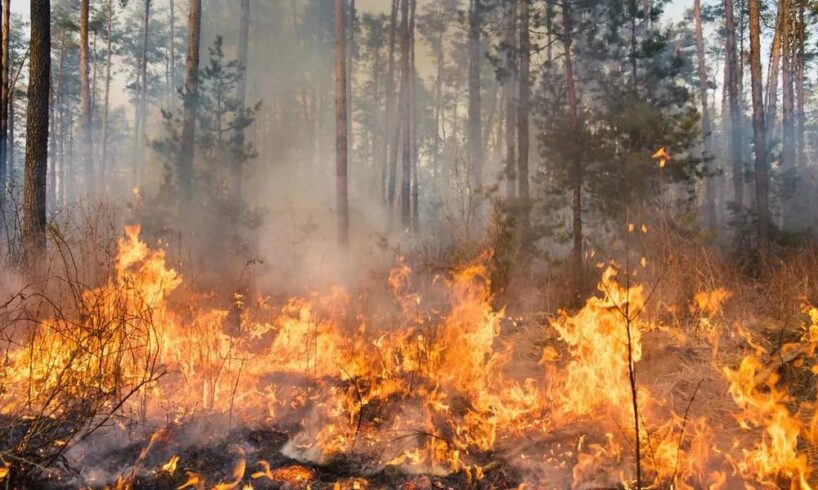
[54,32,66,205]
[335,0,350,245]
[0,0,8,188]
[764,0,784,142]
[724,0,743,210]
[168,0,175,104]
[694,0,716,230]
[79,0,94,196]
[545,0,553,69]
[399,0,411,228]
[467,0,483,189]
[781,1,795,227]
[346,0,355,188]
[409,0,418,230]
[384,0,398,207]
[432,17,444,179]
[795,0,805,169]
[179,0,201,210]
[517,0,530,221]
[748,0,769,260]
[101,0,114,192]
[135,0,151,187]
[23,0,51,262]
[369,34,384,198]
[563,0,582,303]
[235,0,250,205]
[504,0,516,199]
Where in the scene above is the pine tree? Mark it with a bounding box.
[23,0,51,261]
[335,0,350,245]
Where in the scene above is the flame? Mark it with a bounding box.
[179,472,204,490]
[691,288,732,316]
[652,146,671,168]
[7,224,818,487]
[161,455,180,475]
[724,355,812,487]
[211,448,246,490]
[548,266,645,419]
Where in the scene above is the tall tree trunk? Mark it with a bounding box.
[369,37,384,198]
[179,0,201,211]
[505,0,516,199]
[563,0,582,303]
[765,0,784,143]
[0,0,7,189]
[384,0,399,207]
[171,0,175,92]
[399,0,411,228]
[749,0,769,260]
[346,0,355,189]
[335,0,350,245]
[79,0,94,196]
[432,18,444,179]
[6,85,12,178]
[545,0,553,69]
[724,0,744,210]
[23,0,51,262]
[628,0,638,88]
[781,0,795,227]
[409,0,418,230]
[468,0,483,188]
[235,0,250,205]
[795,0,805,169]
[517,0,530,221]
[135,0,151,187]
[694,0,716,230]
[101,0,114,193]
[54,32,66,205]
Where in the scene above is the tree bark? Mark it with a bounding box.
[235,0,250,204]
[346,0,355,186]
[101,0,114,192]
[54,32,66,205]
[134,0,151,187]
[468,0,483,189]
[748,0,769,260]
[764,0,784,143]
[385,0,399,207]
[409,0,418,230]
[432,10,444,180]
[781,0,795,227]
[24,0,51,262]
[517,0,530,220]
[694,0,716,230]
[563,0,582,303]
[724,0,744,210]
[795,0,805,169]
[79,0,94,196]
[0,0,8,188]
[179,0,201,210]
[504,0,516,199]
[399,0,411,228]
[168,0,175,104]
[335,0,350,245]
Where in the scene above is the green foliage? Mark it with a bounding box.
[534,0,703,245]
[152,36,262,238]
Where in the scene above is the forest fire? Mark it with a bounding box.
[0,226,816,488]
[3,0,818,485]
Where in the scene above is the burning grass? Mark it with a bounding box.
[1,225,818,488]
